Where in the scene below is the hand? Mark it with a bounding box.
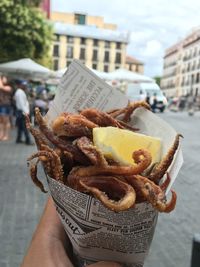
[20,197,74,267]
[21,197,121,267]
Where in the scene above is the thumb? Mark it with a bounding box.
[87,261,122,267]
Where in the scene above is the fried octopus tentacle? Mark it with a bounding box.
[34,108,88,165]
[126,175,176,213]
[25,114,49,149]
[52,112,97,137]
[40,145,64,182]
[73,149,152,177]
[80,108,139,131]
[68,173,136,212]
[148,134,182,184]
[76,136,108,166]
[106,108,123,117]
[116,119,139,132]
[142,162,159,177]
[107,101,151,121]
[106,101,130,118]
[160,172,171,191]
[28,161,47,193]
[80,108,123,128]
[27,149,64,183]
[122,101,151,123]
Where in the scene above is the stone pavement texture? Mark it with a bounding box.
[0,111,200,267]
[0,131,47,267]
[144,111,200,267]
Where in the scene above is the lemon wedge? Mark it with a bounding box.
[93,127,161,166]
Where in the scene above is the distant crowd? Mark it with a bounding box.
[0,75,55,144]
[167,94,200,113]
[1,74,200,144]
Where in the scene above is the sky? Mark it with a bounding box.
[52,0,200,77]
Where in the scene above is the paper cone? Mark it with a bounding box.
[44,60,183,267]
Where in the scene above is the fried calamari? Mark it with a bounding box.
[27,103,181,213]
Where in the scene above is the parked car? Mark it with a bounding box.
[126,82,168,112]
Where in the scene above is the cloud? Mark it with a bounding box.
[143,40,163,57]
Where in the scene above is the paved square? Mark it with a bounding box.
[0,111,200,267]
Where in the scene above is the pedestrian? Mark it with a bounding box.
[20,197,121,267]
[0,75,12,141]
[14,80,33,145]
[145,93,150,105]
[34,94,48,116]
[151,93,158,112]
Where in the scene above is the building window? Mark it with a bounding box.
[116,42,121,49]
[196,73,200,83]
[74,13,86,25]
[93,39,98,47]
[191,74,194,84]
[67,46,73,58]
[81,37,86,45]
[66,61,72,67]
[193,47,197,57]
[53,45,59,57]
[104,65,109,72]
[187,63,190,72]
[80,48,85,60]
[53,59,59,70]
[92,63,97,69]
[67,36,74,44]
[104,51,109,62]
[105,41,110,48]
[92,50,98,61]
[115,52,121,64]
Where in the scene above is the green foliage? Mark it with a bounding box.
[15,0,42,6]
[154,76,161,86]
[0,0,53,67]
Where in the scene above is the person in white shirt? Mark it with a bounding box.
[14,80,32,145]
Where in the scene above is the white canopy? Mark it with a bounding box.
[55,66,153,84]
[0,58,53,79]
[55,67,110,80]
[89,69,110,80]
[55,68,67,78]
[106,68,154,83]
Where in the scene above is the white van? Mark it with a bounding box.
[126,82,168,112]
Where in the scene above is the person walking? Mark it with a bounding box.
[0,75,12,141]
[14,80,33,145]
[151,93,158,113]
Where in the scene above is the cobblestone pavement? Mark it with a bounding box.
[0,130,47,267]
[145,111,200,267]
[0,111,200,267]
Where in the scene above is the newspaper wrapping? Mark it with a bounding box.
[45,60,183,267]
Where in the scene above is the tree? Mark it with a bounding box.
[154,76,161,86]
[15,0,42,6]
[0,0,53,67]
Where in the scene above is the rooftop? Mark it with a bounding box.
[126,55,143,65]
[53,21,129,43]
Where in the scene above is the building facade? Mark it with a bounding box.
[50,12,129,72]
[161,28,200,97]
[50,12,145,74]
[125,55,144,74]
